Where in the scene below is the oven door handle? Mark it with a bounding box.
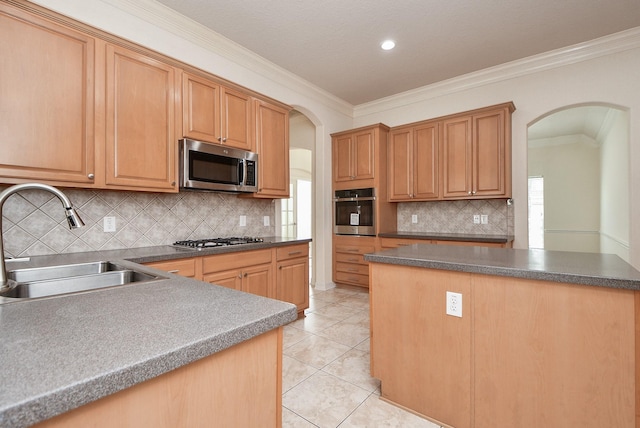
[333,196,376,202]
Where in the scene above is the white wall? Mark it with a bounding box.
[353,41,640,270]
[600,110,630,260]
[528,139,601,253]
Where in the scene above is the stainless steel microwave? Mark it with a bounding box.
[179,138,258,193]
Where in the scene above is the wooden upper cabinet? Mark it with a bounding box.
[0,3,95,186]
[331,124,389,190]
[442,116,473,198]
[388,122,439,201]
[249,98,290,198]
[182,72,253,151]
[103,43,179,192]
[333,128,375,185]
[442,103,514,199]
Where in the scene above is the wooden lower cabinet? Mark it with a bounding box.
[144,257,201,279]
[145,243,309,314]
[276,243,310,316]
[333,235,377,288]
[203,249,274,299]
[370,263,636,428]
[34,328,283,428]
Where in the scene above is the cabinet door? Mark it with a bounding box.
[473,109,507,197]
[253,99,289,198]
[353,129,375,180]
[0,4,95,185]
[242,263,273,299]
[388,128,413,201]
[204,269,242,291]
[413,123,440,199]
[104,44,178,192]
[442,116,472,198]
[221,88,253,151]
[277,257,309,313]
[333,134,354,183]
[182,72,221,143]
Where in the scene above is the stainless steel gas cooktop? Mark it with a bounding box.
[172,237,264,250]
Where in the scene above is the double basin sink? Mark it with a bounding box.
[0,261,165,302]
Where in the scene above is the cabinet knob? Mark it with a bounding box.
[244,272,248,277]
[171,181,176,186]
[88,173,95,180]
[222,137,227,142]
[237,274,242,278]
[218,137,222,142]
[279,266,283,270]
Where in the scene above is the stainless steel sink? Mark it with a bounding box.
[1,261,165,301]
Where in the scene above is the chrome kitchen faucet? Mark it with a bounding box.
[0,183,85,291]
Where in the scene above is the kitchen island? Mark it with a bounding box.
[0,238,307,428]
[365,244,640,428]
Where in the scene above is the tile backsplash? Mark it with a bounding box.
[397,199,514,235]
[1,187,275,258]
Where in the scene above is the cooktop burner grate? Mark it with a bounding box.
[173,237,264,250]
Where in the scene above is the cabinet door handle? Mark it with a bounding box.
[279,266,283,270]
[243,272,248,277]
[88,173,95,180]
[237,274,242,278]
[347,268,359,272]
[168,269,180,274]
[347,258,359,262]
[288,251,302,256]
[346,249,359,253]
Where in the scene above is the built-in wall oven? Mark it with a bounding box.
[334,188,376,236]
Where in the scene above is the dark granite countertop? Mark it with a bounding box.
[364,244,640,290]
[378,232,513,244]
[0,237,308,427]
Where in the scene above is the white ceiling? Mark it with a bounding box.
[154,0,640,105]
[528,105,616,146]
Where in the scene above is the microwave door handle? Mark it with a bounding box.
[239,160,245,185]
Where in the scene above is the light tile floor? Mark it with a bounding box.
[282,285,443,428]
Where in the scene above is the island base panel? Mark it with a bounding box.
[34,328,283,428]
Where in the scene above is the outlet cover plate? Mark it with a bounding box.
[446,291,463,317]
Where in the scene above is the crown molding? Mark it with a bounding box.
[354,26,640,118]
[73,0,355,117]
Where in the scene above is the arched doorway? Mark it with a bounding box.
[527,104,630,261]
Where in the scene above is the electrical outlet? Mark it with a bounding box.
[411,214,418,224]
[263,216,270,227]
[473,214,480,224]
[446,291,463,317]
[239,215,246,227]
[481,214,488,224]
[103,216,116,233]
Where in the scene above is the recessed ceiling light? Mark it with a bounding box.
[381,40,395,51]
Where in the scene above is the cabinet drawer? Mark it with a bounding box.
[203,249,272,274]
[145,258,196,277]
[334,245,376,255]
[276,243,309,261]
[379,238,433,249]
[336,262,369,275]
[335,271,369,287]
[335,252,367,265]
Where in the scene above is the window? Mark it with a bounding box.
[528,176,544,249]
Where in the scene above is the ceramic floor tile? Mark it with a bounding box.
[289,312,341,334]
[283,324,314,349]
[282,407,318,428]
[340,394,442,428]
[354,338,371,352]
[282,355,319,392]
[322,348,380,393]
[336,294,370,311]
[307,302,359,321]
[282,371,370,428]
[315,318,370,347]
[308,295,332,311]
[284,334,351,369]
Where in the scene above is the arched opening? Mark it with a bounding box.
[527,103,630,261]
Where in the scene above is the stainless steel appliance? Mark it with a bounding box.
[173,236,264,250]
[334,188,376,236]
[179,138,258,193]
